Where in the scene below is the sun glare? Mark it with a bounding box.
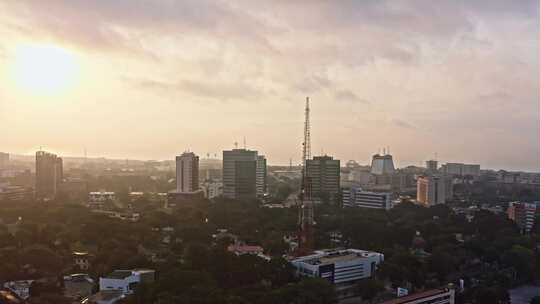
[11,43,79,95]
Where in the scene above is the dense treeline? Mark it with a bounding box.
[1,198,539,303]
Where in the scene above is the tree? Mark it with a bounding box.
[530,296,540,304]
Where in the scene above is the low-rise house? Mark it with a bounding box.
[99,269,155,295]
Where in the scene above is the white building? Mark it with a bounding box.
[200,181,223,199]
[291,249,384,285]
[99,269,155,295]
[89,192,116,206]
[342,186,392,210]
[176,152,199,193]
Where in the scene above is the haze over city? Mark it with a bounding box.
[2,1,540,171]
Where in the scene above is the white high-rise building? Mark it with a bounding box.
[176,152,199,193]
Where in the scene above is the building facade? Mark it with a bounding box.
[507,202,540,232]
[0,183,33,202]
[99,269,155,295]
[222,149,258,200]
[35,151,63,200]
[381,288,455,304]
[0,152,9,169]
[342,185,392,210]
[306,156,340,203]
[256,155,267,197]
[370,154,395,175]
[441,163,480,177]
[416,175,446,206]
[291,249,384,285]
[175,152,199,193]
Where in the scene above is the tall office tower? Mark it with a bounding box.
[416,175,446,206]
[370,154,395,175]
[176,152,199,193]
[222,149,258,200]
[0,152,9,169]
[426,160,438,173]
[306,155,340,203]
[35,151,63,200]
[256,155,267,197]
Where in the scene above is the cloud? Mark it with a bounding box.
[295,74,332,93]
[392,118,415,130]
[334,89,369,104]
[125,77,262,101]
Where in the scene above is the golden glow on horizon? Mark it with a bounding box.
[10,43,79,95]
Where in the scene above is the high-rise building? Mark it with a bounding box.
[223,149,258,200]
[416,175,446,206]
[256,155,267,197]
[441,163,480,177]
[35,151,63,200]
[0,152,9,169]
[176,152,199,193]
[507,202,540,232]
[426,160,438,173]
[306,155,340,203]
[371,154,395,175]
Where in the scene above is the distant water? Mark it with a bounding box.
[509,285,540,304]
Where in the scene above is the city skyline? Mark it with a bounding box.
[2,1,540,171]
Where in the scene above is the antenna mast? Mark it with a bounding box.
[298,96,314,255]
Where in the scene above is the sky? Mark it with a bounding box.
[1,1,540,171]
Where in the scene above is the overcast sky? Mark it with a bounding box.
[1,1,540,170]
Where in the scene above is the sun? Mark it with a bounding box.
[11,43,79,95]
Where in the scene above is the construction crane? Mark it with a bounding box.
[297,97,314,255]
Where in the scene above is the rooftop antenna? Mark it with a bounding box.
[383,147,386,155]
[388,146,390,155]
[243,136,246,149]
[234,141,238,149]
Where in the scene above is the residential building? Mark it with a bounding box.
[0,152,9,169]
[507,202,540,232]
[0,183,33,202]
[371,154,395,175]
[381,288,455,304]
[222,149,258,200]
[88,192,116,208]
[35,151,63,200]
[99,269,155,295]
[73,251,92,271]
[441,163,480,177]
[176,152,199,193]
[291,248,384,287]
[426,160,438,173]
[417,175,446,206]
[256,155,267,197]
[306,155,340,203]
[200,181,223,199]
[342,184,392,210]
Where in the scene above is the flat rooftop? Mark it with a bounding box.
[295,249,382,265]
[381,289,451,304]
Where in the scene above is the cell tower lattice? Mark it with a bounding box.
[298,96,314,255]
